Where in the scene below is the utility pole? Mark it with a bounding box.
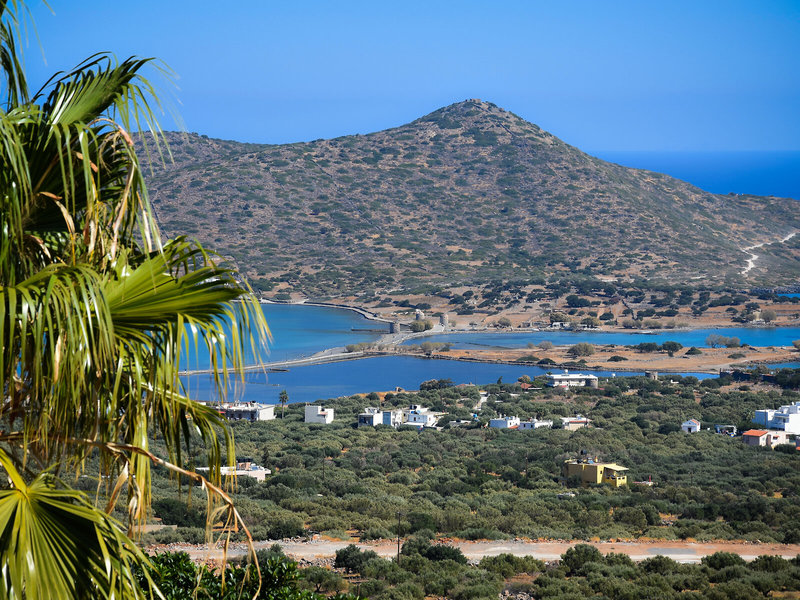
[396,511,402,566]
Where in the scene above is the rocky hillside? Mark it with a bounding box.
[142,100,800,299]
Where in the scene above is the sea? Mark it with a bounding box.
[182,304,800,404]
[183,151,800,404]
[592,151,800,200]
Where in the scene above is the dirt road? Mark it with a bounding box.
[156,538,800,565]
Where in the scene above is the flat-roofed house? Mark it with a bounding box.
[404,405,438,429]
[305,404,334,424]
[563,458,628,487]
[519,418,553,430]
[546,371,599,388]
[561,415,592,431]
[358,407,403,428]
[197,458,271,482]
[218,402,276,422]
[754,401,800,434]
[489,415,520,429]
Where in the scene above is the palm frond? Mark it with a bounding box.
[1,238,268,504]
[0,3,271,597]
[0,1,30,108]
[0,450,159,600]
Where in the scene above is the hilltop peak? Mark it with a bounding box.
[411,99,538,137]
[145,103,800,295]
[422,98,506,117]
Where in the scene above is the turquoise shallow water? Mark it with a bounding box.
[184,303,388,370]
[259,303,388,361]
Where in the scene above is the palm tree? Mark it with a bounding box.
[0,2,269,597]
[279,389,289,418]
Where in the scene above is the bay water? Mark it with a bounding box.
[182,304,799,405]
[184,152,800,404]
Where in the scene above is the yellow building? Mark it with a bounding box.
[564,458,628,487]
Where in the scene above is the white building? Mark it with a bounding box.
[218,402,275,422]
[562,415,592,431]
[197,458,271,482]
[546,371,599,388]
[682,419,701,433]
[404,405,438,429]
[754,401,800,434]
[519,418,553,430]
[358,407,403,428]
[305,404,334,424]
[489,415,521,429]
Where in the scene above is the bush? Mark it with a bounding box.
[566,295,591,308]
[613,507,647,530]
[561,544,604,575]
[702,551,745,570]
[409,320,433,333]
[568,343,595,357]
[478,554,545,577]
[706,334,740,348]
[420,378,454,390]
[152,498,206,528]
[360,526,393,541]
[686,346,702,355]
[633,342,660,353]
[335,544,379,574]
[608,355,628,362]
[750,554,789,572]
[424,544,467,564]
[725,337,741,348]
[640,555,679,574]
[268,515,305,540]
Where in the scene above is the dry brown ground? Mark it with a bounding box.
[437,345,799,374]
[339,294,800,332]
[157,537,800,564]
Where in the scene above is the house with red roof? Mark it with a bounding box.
[742,429,789,448]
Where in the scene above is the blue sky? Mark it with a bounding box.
[23,1,800,151]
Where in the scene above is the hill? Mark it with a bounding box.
[142,100,800,300]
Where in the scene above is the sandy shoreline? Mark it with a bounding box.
[435,344,799,374]
[178,338,798,376]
